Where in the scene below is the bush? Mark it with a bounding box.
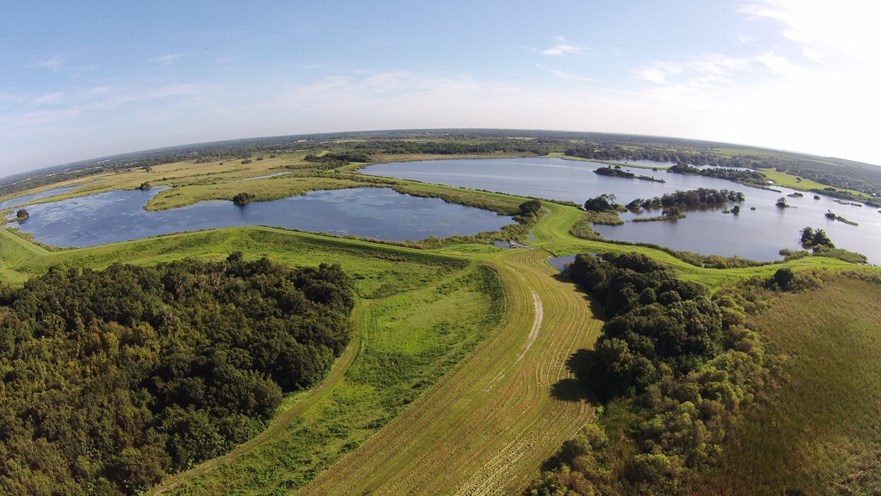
[232,192,255,206]
[773,268,794,289]
[519,199,542,216]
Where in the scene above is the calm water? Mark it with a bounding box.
[363,158,881,263]
[12,187,513,247]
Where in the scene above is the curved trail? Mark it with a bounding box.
[299,248,602,495]
[516,291,542,363]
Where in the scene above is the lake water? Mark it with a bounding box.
[11,187,513,247]
[0,184,81,209]
[363,158,881,263]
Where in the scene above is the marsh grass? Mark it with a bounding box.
[685,276,881,495]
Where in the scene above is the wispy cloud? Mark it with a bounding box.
[540,37,586,57]
[30,54,94,75]
[32,55,67,71]
[550,69,598,85]
[32,92,65,105]
[635,62,683,84]
[150,53,185,65]
[635,54,753,91]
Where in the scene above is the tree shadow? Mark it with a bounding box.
[550,348,599,403]
[549,266,606,403]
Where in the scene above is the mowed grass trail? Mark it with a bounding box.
[685,276,881,495]
[299,247,603,495]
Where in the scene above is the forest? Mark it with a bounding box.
[0,254,353,495]
[666,163,767,187]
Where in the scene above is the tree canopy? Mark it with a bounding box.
[0,254,353,495]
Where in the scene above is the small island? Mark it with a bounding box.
[825,210,858,226]
[15,208,29,221]
[594,165,665,183]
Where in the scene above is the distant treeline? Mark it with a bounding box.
[5,129,881,201]
[565,144,768,169]
[565,141,881,199]
[304,151,373,168]
[0,254,353,495]
[667,163,767,187]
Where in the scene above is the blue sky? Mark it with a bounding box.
[1,1,879,177]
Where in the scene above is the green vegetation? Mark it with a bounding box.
[634,188,745,212]
[667,163,767,188]
[584,193,619,213]
[519,198,543,216]
[153,264,505,495]
[825,210,858,226]
[232,191,255,206]
[594,165,665,183]
[1,132,879,495]
[800,226,834,250]
[569,213,603,240]
[0,255,354,495]
[684,276,881,495]
[530,253,777,495]
[15,209,28,221]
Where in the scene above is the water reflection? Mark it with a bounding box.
[13,187,513,247]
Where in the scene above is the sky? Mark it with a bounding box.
[1,0,880,177]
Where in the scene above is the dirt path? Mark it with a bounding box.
[516,291,543,363]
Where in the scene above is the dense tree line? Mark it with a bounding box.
[529,253,776,494]
[0,254,353,495]
[630,188,744,212]
[354,138,551,156]
[304,151,373,168]
[667,163,767,187]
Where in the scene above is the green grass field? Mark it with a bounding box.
[2,151,880,495]
[761,168,871,199]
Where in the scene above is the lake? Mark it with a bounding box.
[0,184,81,209]
[11,187,513,247]
[363,158,881,263]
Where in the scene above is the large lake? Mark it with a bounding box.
[10,187,513,247]
[363,158,881,263]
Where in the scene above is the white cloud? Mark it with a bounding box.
[150,53,185,65]
[635,62,683,84]
[32,55,67,71]
[32,92,65,105]
[635,55,751,91]
[540,37,586,56]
